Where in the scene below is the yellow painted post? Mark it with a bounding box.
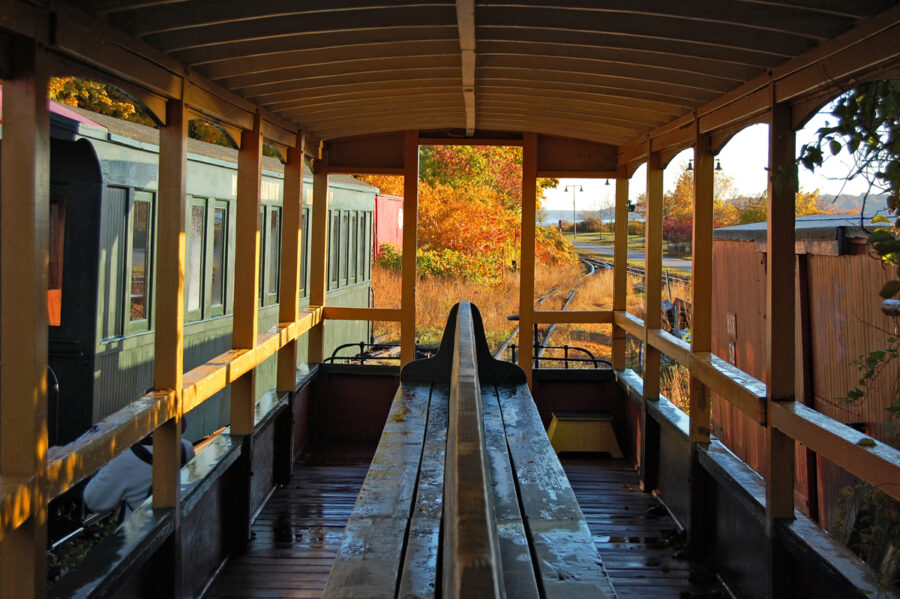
[688,129,714,552]
[519,133,538,387]
[611,165,629,370]
[232,113,263,436]
[278,132,304,393]
[0,38,49,599]
[400,131,419,365]
[308,149,329,363]
[152,97,187,514]
[766,98,797,598]
[641,151,663,491]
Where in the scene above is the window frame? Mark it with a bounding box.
[124,190,155,335]
[185,197,207,323]
[207,200,229,318]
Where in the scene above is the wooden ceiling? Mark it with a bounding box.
[69,0,896,145]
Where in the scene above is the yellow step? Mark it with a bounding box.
[547,411,623,459]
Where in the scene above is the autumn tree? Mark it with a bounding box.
[357,146,573,279]
[48,77,156,126]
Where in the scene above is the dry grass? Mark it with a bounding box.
[372,261,696,408]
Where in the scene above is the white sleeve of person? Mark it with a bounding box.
[83,450,152,514]
[83,439,195,514]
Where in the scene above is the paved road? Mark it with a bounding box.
[573,241,693,271]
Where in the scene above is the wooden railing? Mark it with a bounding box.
[614,310,900,503]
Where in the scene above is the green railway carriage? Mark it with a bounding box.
[5,103,376,446]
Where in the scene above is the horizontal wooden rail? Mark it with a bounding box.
[770,402,900,502]
[322,306,402,321]
[613,310,644,338]
[614,311,767,423]
[532,310,613,324]
[0,474,36,543]
[182,307,322,413]
[30,306,325,515]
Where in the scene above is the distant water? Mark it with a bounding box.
[540,209,612,226]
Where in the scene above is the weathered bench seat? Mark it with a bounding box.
[323,302,617,599]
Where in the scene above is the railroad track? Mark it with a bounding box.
[581,256,690,293]
[494,256,599,361]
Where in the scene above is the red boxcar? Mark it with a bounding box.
[374,194,404,258]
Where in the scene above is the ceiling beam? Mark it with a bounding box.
[456,0,476,136]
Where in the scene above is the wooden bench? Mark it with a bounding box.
[323,301,617,599]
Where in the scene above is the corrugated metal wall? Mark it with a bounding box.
[710,237,898,529]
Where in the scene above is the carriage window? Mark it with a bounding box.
[187,203,205,317]
[299,209,309,298]
[357,211,367,283]
[129,196,152,323]
[259,206,265,306]
[267,208,281,298]
[210,204,227,310]
[340,211,349,287]
[329,211,339,290]
[349,212,358,284]
[48,195,66,326]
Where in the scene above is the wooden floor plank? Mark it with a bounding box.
[561,454,726,599]
[206,432,726,599]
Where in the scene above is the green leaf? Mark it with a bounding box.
[873,215,890,223]
[829,139,842,155]
[879,280,900,299]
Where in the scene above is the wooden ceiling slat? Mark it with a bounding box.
[475,97,671,129]
[225,55,461,92]
[478,26,787,68]
[282,99,465,121]
[476,109,642,139]
[109,0,453,36]
[174,26,459,67]
[478,68,718,104]
[477,76,699,110]
[478,54,739,92]
[143,7,457,53]
[241,69,462,101]
[201,40,461,80]
[258,83,462,109]
[475,86,686,117]
[476,6,819,56]
[479,1,856,38]
[476,41,764,82]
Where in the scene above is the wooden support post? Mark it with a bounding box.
[611,165,629,370]
[308,149,329,363]
[232,113,263,436]
[400,131,419,365]
[230,114,263,552]
[0,38,49,599]
[519,133,538,387]
[796,254,819,521]
[766,98,797,599]
[153,100,186,596]
[688,130,714,554]
[277,132,305,393]
[641,151,663,492]
[152,97,186,514]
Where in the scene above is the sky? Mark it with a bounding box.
[542,112,874,212]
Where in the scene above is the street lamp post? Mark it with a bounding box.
[564,184,583,241]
